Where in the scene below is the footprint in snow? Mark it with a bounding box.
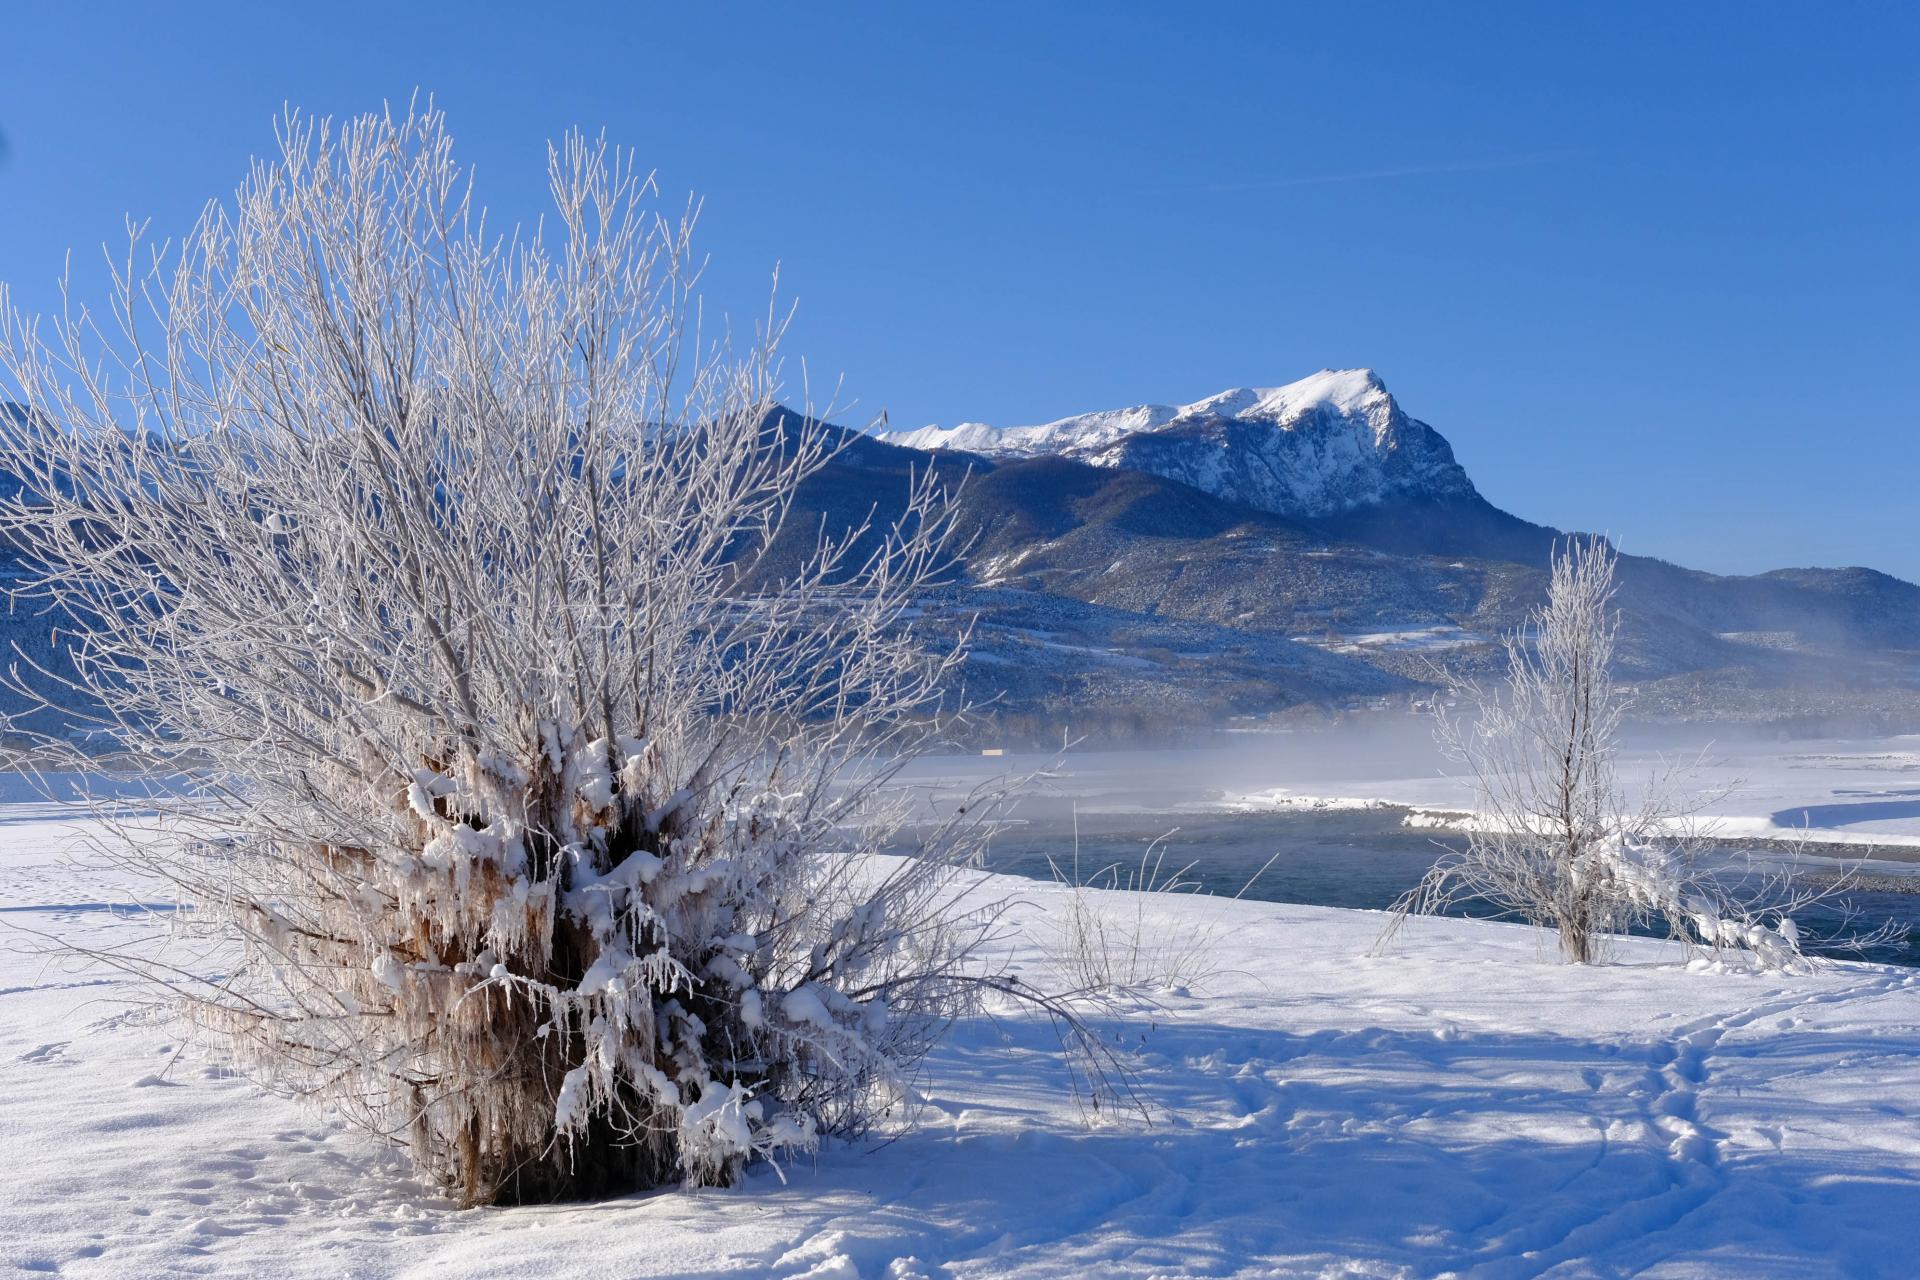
[18,1040,70,1065]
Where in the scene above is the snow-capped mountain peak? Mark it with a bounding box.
[878,368,1476,519]
[1180,367,1391,426]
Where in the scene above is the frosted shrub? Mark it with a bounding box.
[0,104,1022,1203]
[1047,828,1234,996]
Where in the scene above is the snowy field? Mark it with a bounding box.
[5,790,1920,1279]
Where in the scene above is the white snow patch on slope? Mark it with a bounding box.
[882,402,1180,458]
[1293,624,1490,655]
[1181,366,1390,425]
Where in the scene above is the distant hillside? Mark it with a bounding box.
[2,397,1914,745]
[813,377,1920,738]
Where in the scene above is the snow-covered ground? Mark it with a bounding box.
[6,793,1920,1278]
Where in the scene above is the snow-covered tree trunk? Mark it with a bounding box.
[0,104,1018,1204]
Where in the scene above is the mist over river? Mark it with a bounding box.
[891,725,1920,967]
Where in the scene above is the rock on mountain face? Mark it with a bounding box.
[880,368,1478,519]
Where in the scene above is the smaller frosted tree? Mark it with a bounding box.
[1382,538,1807,967]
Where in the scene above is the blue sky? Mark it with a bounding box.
[3,2,1915,578]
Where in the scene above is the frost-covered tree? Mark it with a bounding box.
[1382,538,1809,967]
[0,104,1032,1204]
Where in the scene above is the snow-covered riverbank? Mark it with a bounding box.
[1217,733,1920,852]
[5,803,1920,1278]
[893,728,1920,851]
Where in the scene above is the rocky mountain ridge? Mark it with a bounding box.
[880,369,1477,519]
[844,378,1920,738]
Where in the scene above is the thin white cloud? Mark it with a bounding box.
[1201,151,1570,193]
